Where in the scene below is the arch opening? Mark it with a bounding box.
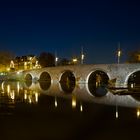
[87,70,109,97]
[59,70,76,93]
[39,72,51,82]
[127,71,140,91]
[39,72,51,90]
[25,74,32,81]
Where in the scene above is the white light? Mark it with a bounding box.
[55,97,58,107]
[10,90,15,100]
[55,57,58,62]
[116,110,118,119]
[17,82,20,93]
[81,54,84,60]
[72,95,76,108]
[80,104,83,112]
[35,92,38,103]
[7,85,10,94]
[118,50,121,57]
[137,109,140,118]
[24,93,27,100]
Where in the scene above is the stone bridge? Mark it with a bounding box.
[21,63,140,89]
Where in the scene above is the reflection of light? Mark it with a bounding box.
[29,96,32,104]
[24,93,27,100]
[24,90,28,100]
[1,81,4,92]
[17,71,20,75]
[35,92,38,103]
[72,95,76,108]
[10,90,15,100]
[17,82,20,93]
[137,109,140,118]
[7,68,10,71]
[80,103,83,112]
[55,97,58,108]
[7,85,10,94]
[116,106,118,119]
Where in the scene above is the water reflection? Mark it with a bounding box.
[0,80,140,109]
[59,70,76,93]
[25,80,32,87]
[0,81,40,105]
[88,70,109,97]
[0,80,140,139]
[39,81,51,91]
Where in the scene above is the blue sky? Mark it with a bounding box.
[0,0,140,64]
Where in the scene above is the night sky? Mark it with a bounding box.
[0,0,140,64]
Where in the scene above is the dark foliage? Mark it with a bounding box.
[128,50,140,63]
[38,52,55,67]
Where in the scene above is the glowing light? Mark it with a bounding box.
[116,106,118,119]
[1,81,4,92]
[72,95,76,108]
[73,58,77,62]
[7,85,10,94]
[81,54,84,60]
[7,68,10,71]
[10,60,15,68]
[55,57,58,62]
[55,97,58,107]
[80,104,83,112]
[116,111,118,119]
[137,109,140,118]
[24,90,27,100]
[117,50,121,57]
[17,71,20,75]
[17,82,20,93]
[10,90,15,100]
[35,92,38,103]
[29,96,32,104]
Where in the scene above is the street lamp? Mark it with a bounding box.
[117,43,122,64]
[81,46,85,64]
[55,57,58,66]
[72,58,78,64]
[55,51,58,66]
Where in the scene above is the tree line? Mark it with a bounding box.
[0,49,139,70]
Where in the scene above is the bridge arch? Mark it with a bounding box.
[59,70,76,93]
[38,71,52,91]
[86,69,110,97]
[39,71,52,82]
[25,73,33,81]
[125,69,140,89]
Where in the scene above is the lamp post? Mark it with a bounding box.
[117,43,122,64]
[55,51,58,66]
[81,46,84,64]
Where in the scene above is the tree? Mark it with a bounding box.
[38,52,55,67]
[58,58,70,66]
[0,51,15,66]
[127,50,140,63]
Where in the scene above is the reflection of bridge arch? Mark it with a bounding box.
[86,70,110,97]
[59,70,76,94]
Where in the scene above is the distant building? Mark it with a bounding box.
[14,55,41,70]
